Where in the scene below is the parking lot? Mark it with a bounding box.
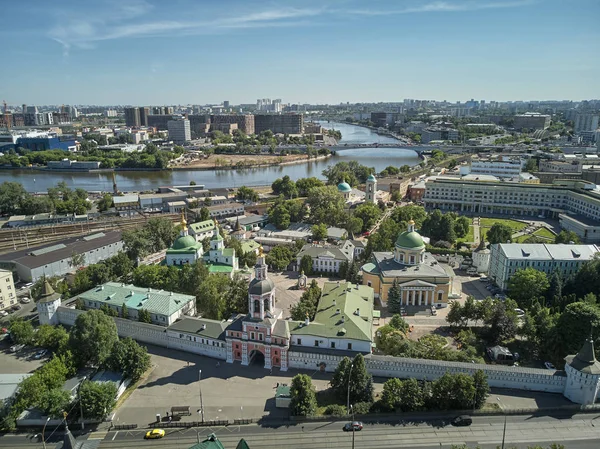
[0,340,46,374]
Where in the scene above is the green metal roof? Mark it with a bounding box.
[77,282,195,317]
[337,182,352,193]
[172,235,198,250]
[366,174,377,182]
[395,230,425,249]
[188,434,226,449]
[207,264,234,273]
[290,281,374,341]
[361,262,379,274]
[222,248,235,257]
[240,240,260,254]
[189,220,215,234]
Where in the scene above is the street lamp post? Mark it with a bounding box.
[346,363,354,415]
[79,376,87,430]
[351,404,356,449]
[497,397,507,449]
[41,417,50,449]
[198,370,205,423]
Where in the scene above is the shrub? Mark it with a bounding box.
[324,404,347,416]
[352,402,373,415]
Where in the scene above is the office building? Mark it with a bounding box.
[124,107,141,127]
[75,282,196,326]
[2,131,77,152]
[574,114,600,133]
[0,231,124,282]
[489,243,599,290]
[210,115,254,135]
[167,117,191,144]
[423,178,600,242]
[421,127,459,143]
[223,101,230,108]
[254,114,303,135]
[460,158,523,177]
[514,113,551,130]
[0,269,16,313]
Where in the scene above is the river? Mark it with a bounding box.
[2,122,421,192]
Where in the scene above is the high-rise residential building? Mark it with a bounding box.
[104,110,118,117]
[254,114,303,134]
[574,113,600,133]
[165,107,174,115]
[139,107,150,127]
[152,106,165,115]
[168,117,191,144]
[188,115,211,138]
[147,115,172,130]
[0,269,16,313]
[223,101,230,108]
[514,113,551,130]
[124,107,141,127]
[210,115,255,135]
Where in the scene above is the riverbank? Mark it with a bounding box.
[171,153,332,171]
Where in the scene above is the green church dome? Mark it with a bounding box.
[172,235,197,250]
[337,182,352,193]
[395,230,425,249]
[366,174,377,182]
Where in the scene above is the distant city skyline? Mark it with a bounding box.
[2,0,598,104]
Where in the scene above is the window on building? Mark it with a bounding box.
[251,332,255,340]
[259,334,263,341]
[314,340,319,347]
[297,338,302,345]
[438,292,443,302]
[347,343,352,350]
[367,281,372,287]
[331,342,336,348]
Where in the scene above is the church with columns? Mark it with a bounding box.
[362,220,453,308]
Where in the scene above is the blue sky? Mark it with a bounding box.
[2,0,598,105]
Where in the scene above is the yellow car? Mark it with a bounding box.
[145,429,165,439]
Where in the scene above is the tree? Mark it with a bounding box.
[35,325,69,352]
[446,300,466,328]
[97,194,113,212]
[266,246,294,271]
[9,320,34,345]
[198,207,210,221]
[39,388,72,418]
[387,280,402,313]
[290,280,321,320]
[345,216,363,236]
[196,274,230,320]
[330,354,373,405]
[439,215,457,243]
[236,186,259,202]
[454,216,470,239]
[105,338,150,382]
[389,314,409,333]
[353,202,382,233]
[486,223,513,244]
[299,255,313,276]
[296,177,324,196]
[289,374,317,416]
[485,299,519,343]
[431,372,475,410]
[391,205,427,228]
[268,203,291,230]
[271,176,298,199]
[507,268,549,310]
[552,302,600,362]
[400,378,424,412]
[69,310,119,367]
[555,230,580,244]
[311,223,328,241]
[306,185,346,226]
[138,308,152,324]
[70,252,86,270]
[79,380,117,419]
[472,370,490,409]
[524,158,538,172]
[381,378,403,410]
[0,181,28,215]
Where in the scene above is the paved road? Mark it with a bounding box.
[4,412,597,449]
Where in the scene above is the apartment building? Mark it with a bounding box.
[423,178,600,242]
[124,107,141,127]
[461,159,523,177]
[539,160,583,173]
[167,118,191,144]
[254,114,303,135]
[210,115,255,135]
[514,113,551,130]
[574,113,599,133]
[0,270,16,312]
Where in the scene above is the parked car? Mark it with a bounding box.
[10,344,25,353]
[514,308,525,317]
[145,429,165,439]
[33,349,48,360]
[479,276,489,282]
[544,362,556,370]
[343,421,363,432]
[20,297,31,304]
[451,415,472,427]
[431,308,437,316]
[0,311,8,317]
[11,304,21,311]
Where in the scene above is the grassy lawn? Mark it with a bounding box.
[514,227,556,243]
[456,225,475,246]
[479,218,528,232]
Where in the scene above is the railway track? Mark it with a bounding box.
[0,214,181,255]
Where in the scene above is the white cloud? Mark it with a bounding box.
[346,0,537,16]
[48,1,321,55]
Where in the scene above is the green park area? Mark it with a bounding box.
[514,227,556,243]
[480,218,527,241]
[456,225,475,246]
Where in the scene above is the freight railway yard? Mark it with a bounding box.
[0,213,180,255]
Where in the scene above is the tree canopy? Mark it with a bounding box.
[69,310,119,367]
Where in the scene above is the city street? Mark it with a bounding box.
[2,412,599,448]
